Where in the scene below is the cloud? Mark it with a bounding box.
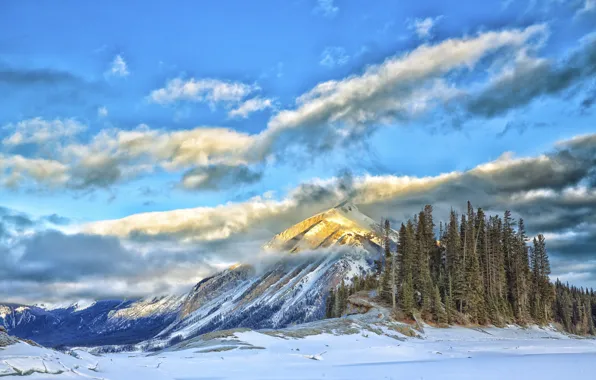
[577,0,595,16]
[228,97,273,118]
[0,204,253,303]
[581,86,596,111]
[2,117,86,147]
[0,231,141,283]
[0,67,81,86]
[148,78,258,107]
[107,54,129,77]
[97,106,108,117]
[0,121,260,191]
[314,0,338,18]
[0,154,70,189]
[42,214,71,226]
[319,46,350,68]
[4,25,593,195]
[267,25,545,143]
[3,132,596,302]
[407,16,443,39]
[496,120,550,138]
[84,132,596,264]
[181,164,263,190]
[464,36,596,118]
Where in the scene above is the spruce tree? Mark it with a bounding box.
[326,290,336,318]
[433,284,447,323]
[380,220,394,304]
[415,211,433,315]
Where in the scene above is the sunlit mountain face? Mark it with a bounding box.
[1,0,596,309]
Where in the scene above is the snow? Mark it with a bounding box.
[264,201,390,252]
[71,300,96,312]
[108,296,183,320]
[0,306,11,319]
[2,324,595,379]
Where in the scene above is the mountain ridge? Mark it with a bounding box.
[0,203,383,348]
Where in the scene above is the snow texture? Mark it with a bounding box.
[1,323,595,379]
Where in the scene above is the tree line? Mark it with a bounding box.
[326,202,596,335]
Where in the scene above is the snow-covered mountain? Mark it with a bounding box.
[0,202,386,349]
[264,200,385,252]
[0,296,183,347]
[141,201,385,349]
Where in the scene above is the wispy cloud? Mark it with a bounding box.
[407,16,443,39]
[229,97,273,118]
[577,0,595,16]
[97,106,108,118]
[2,117,86,146]
[148,78,258,107]
[319,46,350,68]
[314,0,338,18]
[269,25,546,139]
[107,54,129,77]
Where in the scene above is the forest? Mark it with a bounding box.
[326,202,596,335]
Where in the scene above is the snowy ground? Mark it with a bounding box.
[1,324,595,379]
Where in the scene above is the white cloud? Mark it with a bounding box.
[319,46,350,68]
[2,117,86,146]
[0,154,70,188]
[107,54,129,77]
[268,25,545,135]
[0,120,262,191]
[314,0,338,18]
[229,97,273,118]
[407,16,443,39]
[98,106,108,117]
[0,25,553,193]
[148,78,258,108]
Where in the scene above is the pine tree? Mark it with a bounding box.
[445,210,465,314]
[433,284,447,323]
[516,219,531,322]
[398,222,415,315]
[381,203,595,335]
[400,271,415,315]
[415,210,433,315]
[325,289,336,318]
[380,220,394,304]
[462,202,486,323]
[531,234,553,323]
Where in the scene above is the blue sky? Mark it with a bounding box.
[1,0,596,302]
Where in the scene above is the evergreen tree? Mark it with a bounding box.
[377,203,595,335]
[445,210,465,314]
[433,284,447,323]
[380,220,394,304]
[463,202,486,323]
[398,222,415,315]
[415,210,433,315]
[325,289,336,318]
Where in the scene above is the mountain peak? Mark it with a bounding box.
[264,201,383,253]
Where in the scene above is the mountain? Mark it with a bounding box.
[140,201,386,349]
[264,200,385,252]
[0,202,386,349]
[0,296,183,348]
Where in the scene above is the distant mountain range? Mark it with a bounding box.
[0,202,385,348]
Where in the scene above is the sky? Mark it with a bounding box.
[0,0,595,304]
